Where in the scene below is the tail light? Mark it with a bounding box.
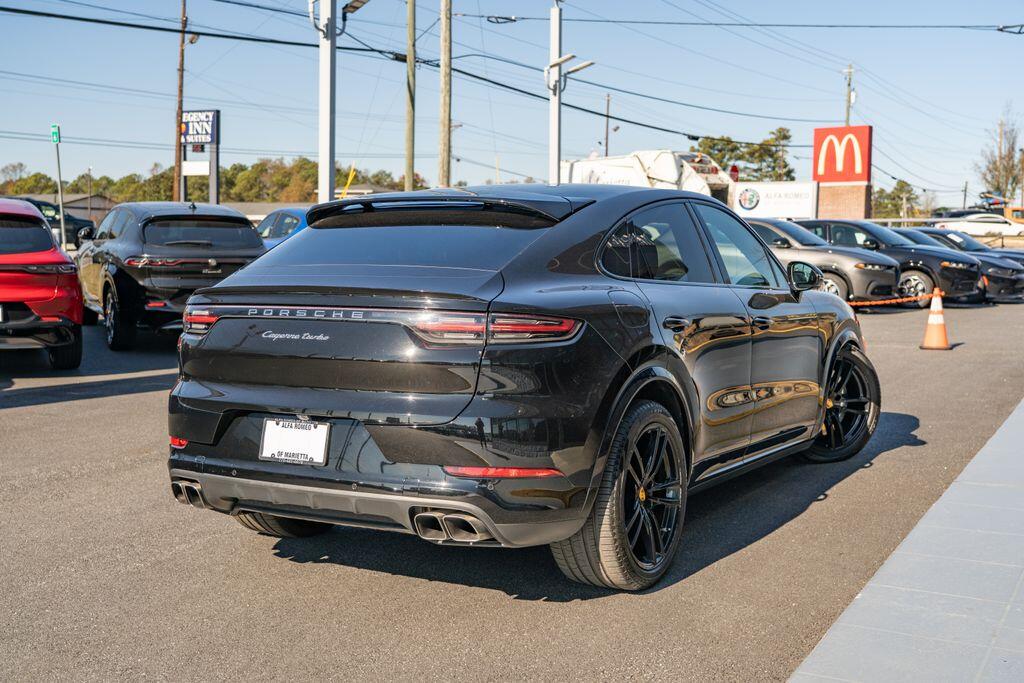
[443,466,563,478]
[0,264,76,274]
[169,436,188,449]
[183,309,220,334]
[125,257,183,267]
[409,312,580,345]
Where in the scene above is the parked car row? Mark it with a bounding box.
[1,195,95,246]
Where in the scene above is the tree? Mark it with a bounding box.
[0,162,28,191]
[743,128,796,181]
[9,172,58,195]
[872,180,919,218]
[976,107,1022,202]
[690,136,744,174]
[689,128,794,181]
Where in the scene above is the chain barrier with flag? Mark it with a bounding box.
[846,290,946,307]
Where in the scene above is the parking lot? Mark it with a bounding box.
[2,302,1022,680]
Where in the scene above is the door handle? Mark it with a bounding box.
[662,316,692,332]
[751,315,772,329]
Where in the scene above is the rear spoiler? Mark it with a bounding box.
[306,190,594,226]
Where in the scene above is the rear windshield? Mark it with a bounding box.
[258,223,546,271]
[143,219,262,248]
[0,216,53,254]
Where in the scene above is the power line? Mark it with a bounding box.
[0,5,812,149]
[459,13,1015,31]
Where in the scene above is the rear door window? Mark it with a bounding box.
[0,216,54,254]
[630,203,716,283]
[143,219,262,248]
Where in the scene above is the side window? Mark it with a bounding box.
[600,222,633,278]
[631,204,716,283]
[256,212,279,238]
[692,203,781,288]
[95,209,120,240]
[108,211,131,240]
[803,222,828,239]
[279,214,301,237]
[831,223,870,247]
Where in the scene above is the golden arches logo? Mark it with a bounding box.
[816,133,863,176]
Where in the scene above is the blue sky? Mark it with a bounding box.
[1,0,1020,203]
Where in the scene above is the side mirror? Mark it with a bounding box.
[862,238,880,250]
[77,226,95,243]
[771,237,792,249]
[788,261,823,292]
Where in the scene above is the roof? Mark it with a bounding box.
[117,201,248,220]
[20,193,114,206]
[0,197,45,219]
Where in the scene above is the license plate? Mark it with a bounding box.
[259,418,330,465]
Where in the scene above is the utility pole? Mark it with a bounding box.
[1019,148,1023,208]
[173,0,186,202]
[438,0,451,187]
[604,93,610,157]
[545,2,594,185]
[843,64,854,127]
[962,181,968,210]
[404,0,415,191]
[86,166,92,222]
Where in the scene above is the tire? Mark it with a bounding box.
[820,272,849,300]
[801,345,880,463]
[47,325,83,370]
[234,511,332,538]
[82,306,99,326]
[899,269,934,309]
[103,285,136,351]
[550,400,687,591]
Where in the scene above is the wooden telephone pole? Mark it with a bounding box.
[404,0,416,191]
[438,0,452,187]
[173,0,186,202]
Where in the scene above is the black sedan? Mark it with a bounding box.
[897,228,1024,301]
[797,219,981,307]
[167,185,880,590]
[916,227,1024,268]
[746,218,899,302]
[76,202,265,350]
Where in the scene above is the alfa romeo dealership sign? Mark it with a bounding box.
[732,181,818,219]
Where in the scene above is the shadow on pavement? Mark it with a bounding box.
[0,371,179,409]
[0,326,178,394]
[270,411,924,601]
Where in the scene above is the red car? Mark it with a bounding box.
[0,198,83,369]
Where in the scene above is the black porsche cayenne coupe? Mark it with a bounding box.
[168,185,880,590]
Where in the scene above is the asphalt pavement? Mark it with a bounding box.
[2,302,1023,681]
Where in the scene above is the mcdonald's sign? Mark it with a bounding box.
[812,125,872,183]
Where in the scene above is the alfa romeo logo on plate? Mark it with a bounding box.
[738,188,760,210]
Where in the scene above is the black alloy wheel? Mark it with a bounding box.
[551,400,688,590]
[802,345,880,463]
[622,424,684,571]
[104,287,136,351]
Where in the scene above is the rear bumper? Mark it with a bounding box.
[0,314,78,349]
[168,465,585,547]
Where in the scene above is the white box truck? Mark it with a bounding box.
[560,150,735,206]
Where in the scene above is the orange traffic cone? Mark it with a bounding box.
[920,287,952,350]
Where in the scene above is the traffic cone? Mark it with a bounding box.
[919,287,951,350]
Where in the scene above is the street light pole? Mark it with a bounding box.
[545,2,593,186]
[547,2,562,185]
[312,0,337,203]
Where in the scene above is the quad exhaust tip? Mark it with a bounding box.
[171,481,206,509]
[413,510,494,544]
